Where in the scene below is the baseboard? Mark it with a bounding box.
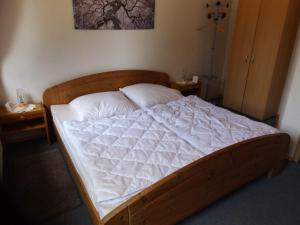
[286,155,294,162]
[286,154,299,163]
[294,137,300,162]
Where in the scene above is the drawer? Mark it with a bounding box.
[0,111,44,124]
[4,128,46,144]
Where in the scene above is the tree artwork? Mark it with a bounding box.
[72,0,155,30]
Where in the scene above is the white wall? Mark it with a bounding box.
[279,25,300,158]
[222,0,238,81]
[0,0,231,104]
[0,0,232,178]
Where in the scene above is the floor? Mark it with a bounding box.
[5,140,300,225]
[43,163,300,225]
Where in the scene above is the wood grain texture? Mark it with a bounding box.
[101,133,289,225]
[0,104,44,124]
[242,0,299,119]
[223,0,262,111]
[44,71,290,225]
[224,0,300,120]
[264,0,300,118]
[171,82,202,96]
[0,104,50,146]
[43,70,170,108]
[43,70,170,142]
[42,105,51,144]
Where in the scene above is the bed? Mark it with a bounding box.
[43,70,290,225]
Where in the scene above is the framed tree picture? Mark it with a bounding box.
[72,0,155,30]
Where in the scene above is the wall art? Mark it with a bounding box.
[73,0,155,30]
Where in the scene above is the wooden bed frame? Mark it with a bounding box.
[43,70,290,225]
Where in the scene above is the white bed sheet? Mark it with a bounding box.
[51,105,133,218]
[51,105,95,200]
[59,107,205,218]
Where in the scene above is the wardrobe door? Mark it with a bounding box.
[241,0,291,119]
[223,0,262,112]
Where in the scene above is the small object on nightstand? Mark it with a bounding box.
[192,75,199,84]
[16,88,26,104]
[171,81,202,97]
[0,103,51,150]
[5,102,36,113]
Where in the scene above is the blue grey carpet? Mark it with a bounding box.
[179,162,300,225]
[43,162,300,225]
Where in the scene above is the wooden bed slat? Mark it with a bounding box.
[43,70,170,108]
[102,134,289,225]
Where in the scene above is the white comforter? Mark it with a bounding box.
[146,96,278,154]
[63,109,205,216]
[63,96,278,217]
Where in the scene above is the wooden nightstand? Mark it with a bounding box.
[0,104,51,149]
[171,81,202,96]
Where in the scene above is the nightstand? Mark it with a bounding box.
[0,104,51,149]
[171,81,202,96]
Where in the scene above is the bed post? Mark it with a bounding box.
[102,206,131,225]
[268,134,290,177]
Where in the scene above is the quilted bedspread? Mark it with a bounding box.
[147,96,278,154]
[63,96,278,217]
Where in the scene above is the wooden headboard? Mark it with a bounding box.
[43,70,170,108]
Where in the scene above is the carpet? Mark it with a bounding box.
[14,149,81,224]
[43,162,300,225]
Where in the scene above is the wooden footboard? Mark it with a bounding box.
[101,133,289,225]
[56,127,289,225]
[56,125,289,225]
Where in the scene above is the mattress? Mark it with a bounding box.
[51,105,186,217]
[60,108,205,217]
[51,96,278,218]
[51,105,135,217]
[50,105,96,201]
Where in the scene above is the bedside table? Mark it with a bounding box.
[0,104,51,149]
[171,81,202,96]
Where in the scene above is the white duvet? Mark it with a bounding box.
[63,96,278,218]
[146,96,278,154]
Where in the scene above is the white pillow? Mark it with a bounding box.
[69,91,137,120]
[120,83,183,108]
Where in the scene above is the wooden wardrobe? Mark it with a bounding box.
[223,0,300,120]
